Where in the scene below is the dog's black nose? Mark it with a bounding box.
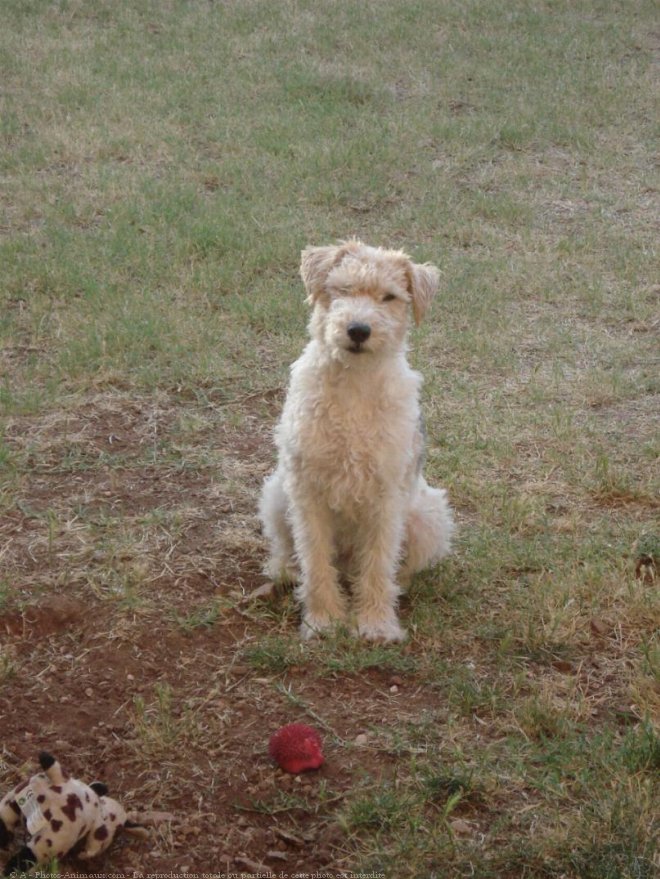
[347,322,371,344]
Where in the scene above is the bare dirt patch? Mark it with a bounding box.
[2,392,440,875]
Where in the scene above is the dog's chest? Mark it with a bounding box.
[292,379,417,508]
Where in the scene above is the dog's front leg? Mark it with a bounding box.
[353,495,406,642]
[288,481,347,639]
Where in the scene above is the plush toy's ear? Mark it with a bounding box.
[300,239,361,304]
[90,782,109,797]
[38,751,65,784]
[406,261,440,326]
[38,752,56,771]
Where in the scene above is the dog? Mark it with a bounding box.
[259,240,454,641]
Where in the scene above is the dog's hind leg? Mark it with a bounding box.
[400,478,454,586]
[258,468,297,584]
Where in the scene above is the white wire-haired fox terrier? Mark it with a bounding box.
[259,239,454,641]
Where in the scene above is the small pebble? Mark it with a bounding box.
[450,818,472,835]
[389,684,399,694]
[266,851,287,862]
[354,733,369,747]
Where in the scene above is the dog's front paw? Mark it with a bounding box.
[264,556,298,585]
[356,614,407,643]
[300,612,346,640]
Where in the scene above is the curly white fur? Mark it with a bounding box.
[259,240,454,641]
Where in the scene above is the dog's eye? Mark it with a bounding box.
[382,293,397,302]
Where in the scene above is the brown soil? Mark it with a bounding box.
[0,393,415,877]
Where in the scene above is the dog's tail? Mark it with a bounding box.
[402,479,454,583]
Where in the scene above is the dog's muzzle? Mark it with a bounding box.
[347,322,371,352]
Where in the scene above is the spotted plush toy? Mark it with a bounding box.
[0,752,148,875]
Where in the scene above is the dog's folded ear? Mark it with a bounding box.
[407,262,440,325]
[300,240,361,303]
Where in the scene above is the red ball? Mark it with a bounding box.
[268,723,324,774]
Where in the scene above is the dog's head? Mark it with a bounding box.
[300,240,439,361]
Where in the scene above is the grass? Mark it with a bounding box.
[1,1,658,876]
